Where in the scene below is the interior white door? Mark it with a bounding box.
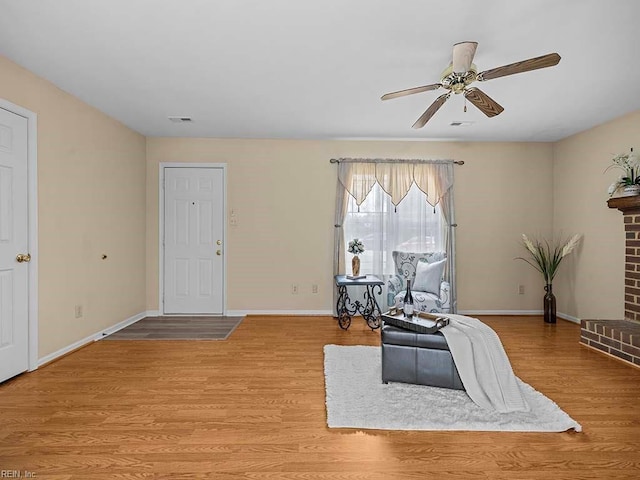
[164,167,224,314]
[0,107,29,383]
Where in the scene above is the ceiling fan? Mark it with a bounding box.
[381,42,561,128]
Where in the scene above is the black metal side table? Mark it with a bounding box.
[334,275,384,330]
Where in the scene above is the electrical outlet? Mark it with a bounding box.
[518,285,525,295]
[291,284,299,295]
[312,284,318,294]
[75,305,83,318]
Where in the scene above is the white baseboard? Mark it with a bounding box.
[458,310,544,316]
[37,331,101,367]
[227,309,334,317]
[557,312,581,324]
[229,309,579,321]
[96,311,150,339]
[458,309,581,324]
[37,310,152,367]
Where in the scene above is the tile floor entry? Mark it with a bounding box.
[103,316,243,340]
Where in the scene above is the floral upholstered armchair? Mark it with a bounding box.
[387,251,450,314]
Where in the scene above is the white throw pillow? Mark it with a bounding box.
[412,259,446,295]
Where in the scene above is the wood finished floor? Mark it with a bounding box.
[1,315,639,479]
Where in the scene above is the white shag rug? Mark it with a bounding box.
[324,345,581,432]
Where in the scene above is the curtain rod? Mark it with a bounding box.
[329,158,464,165]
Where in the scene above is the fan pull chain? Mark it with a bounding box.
[463,97,467,113]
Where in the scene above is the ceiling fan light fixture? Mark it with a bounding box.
[440,63,477,94]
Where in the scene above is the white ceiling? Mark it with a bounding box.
[1,0,639,142]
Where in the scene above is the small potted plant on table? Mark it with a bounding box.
[348,238,365,277]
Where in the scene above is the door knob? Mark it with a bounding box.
[216,250,222,256]
[16,253,31,263]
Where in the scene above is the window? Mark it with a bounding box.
[343,182,444,276]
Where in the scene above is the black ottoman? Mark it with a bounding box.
[381,324,464,390]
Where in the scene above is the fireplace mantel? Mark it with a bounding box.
[581,194,640,368]
[608,195,640,213]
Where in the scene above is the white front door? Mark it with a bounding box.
[0,107,29,383]
[164,167,225,314]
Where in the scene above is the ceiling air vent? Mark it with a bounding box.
[450,121,474,127]
[168,116,193,123]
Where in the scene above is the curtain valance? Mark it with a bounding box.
[336,159,456,208]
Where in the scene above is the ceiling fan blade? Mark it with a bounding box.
[452,41,478,73]
[381,83,442,101]
[464,87,504,117]
[412,93,450,129]
[477,52,561,81]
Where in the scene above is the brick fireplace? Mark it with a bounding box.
[580,195,640,368]
[608,195,640,322]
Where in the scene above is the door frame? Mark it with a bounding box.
[0,99,38,371]
[158,163,227,315]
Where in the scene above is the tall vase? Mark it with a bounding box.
[352,255,360,277]
[543,284,556,324]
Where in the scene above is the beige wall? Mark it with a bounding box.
[3,48,636,361]
[553,110,640,320]
[147,139,553,313]
[0,55,147,358]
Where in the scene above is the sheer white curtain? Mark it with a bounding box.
[343,183,444,277]
[333,159,457,312]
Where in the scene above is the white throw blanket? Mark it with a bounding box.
[440,314,530,413]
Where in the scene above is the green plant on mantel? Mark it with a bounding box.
[607,148,639,196]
